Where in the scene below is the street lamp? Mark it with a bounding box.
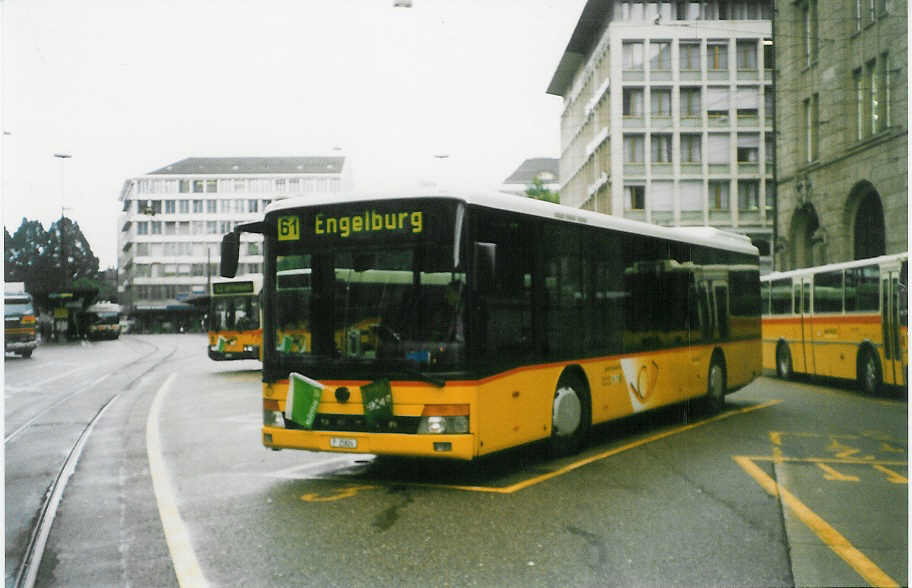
[54,153,72,285]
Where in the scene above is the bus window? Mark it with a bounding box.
[845,266,879,311]
[761,279,770,315]
[543,222,582,357]
[813,270,843,313]
[770,278,791,314]
[793,283,802,314]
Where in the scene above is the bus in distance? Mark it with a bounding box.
[221,192,762,460]
[207,276,262,361]
[80,301,123,340]
[761,253,907,394]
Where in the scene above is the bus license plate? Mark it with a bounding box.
[330,437,357,449]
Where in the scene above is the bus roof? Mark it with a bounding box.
[761,252,908,281]
[264,191,758,256]
[86,302,122,313]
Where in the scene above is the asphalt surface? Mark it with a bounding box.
[4,334,907,586]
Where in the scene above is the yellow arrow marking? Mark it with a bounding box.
[816,462,859,482]
[872,465,908,484]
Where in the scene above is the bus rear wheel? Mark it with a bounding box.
[859,348,882,395]
[549,374,590,457]
[776,342,792,379]
[706,357,726,413]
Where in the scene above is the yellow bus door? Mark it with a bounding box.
[881,272,906,386]
[799,277,815,376]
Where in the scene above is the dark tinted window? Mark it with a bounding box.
[770,278,791,314]
[813,270,843,313]
[845,266,879,311]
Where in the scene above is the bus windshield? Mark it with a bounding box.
[5,297,33,317]
[274,243,465,371]
[211,295,260,331]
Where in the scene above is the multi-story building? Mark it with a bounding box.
[774,0,907,269]
[116,156,352,332]
[547,0,774,270]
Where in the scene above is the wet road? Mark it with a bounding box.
[5,335,907,586]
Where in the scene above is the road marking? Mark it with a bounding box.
[146,373,209,588]
[734,455,899,588]
[300,485,376,502]
[816,462,859,482]
[325,400,782,495]
[872,464,908,484]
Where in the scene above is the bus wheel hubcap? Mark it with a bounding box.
[553,386,581,437]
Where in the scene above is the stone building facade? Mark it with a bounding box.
[774,0,907,269]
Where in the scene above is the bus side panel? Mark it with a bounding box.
[724,338,762,390]
[762,317,806,374]
[475,367,562,456]
[761,318,777,371]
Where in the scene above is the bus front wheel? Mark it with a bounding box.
[549,373,590,457]
[859,348,882,395]
[776,342,793,380]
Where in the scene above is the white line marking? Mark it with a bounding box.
[146,373,209,587]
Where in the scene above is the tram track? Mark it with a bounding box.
[9,336,183,588]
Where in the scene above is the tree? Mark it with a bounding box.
[4,216,100,294]
[525,177,560,204]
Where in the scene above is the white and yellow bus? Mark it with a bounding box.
[207,276,262,361]
[761,253,907,394]
[220,192,762,460]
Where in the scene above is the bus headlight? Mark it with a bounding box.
[417,405,469,434]
[264,411,285,428]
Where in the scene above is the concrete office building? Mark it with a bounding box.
[773,0,907,269]
[116,156,352,332]
[547,0,774,270]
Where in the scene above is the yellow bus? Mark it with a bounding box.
[220,192,761,460]
[761,253,907,394]
[207,276,262,361]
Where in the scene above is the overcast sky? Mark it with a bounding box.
[1,0,586,268]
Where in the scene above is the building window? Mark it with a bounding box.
[205,200,216,214]
[763,39,774,70]
[679,41,700,70]
[206,179,217,193]
[178,222,190,235]
[191,221,204,234]
[623,87,644,116]
[191,180,203,193]
[708,133,730,165]
[680,87,701,117]
[681,134,702,163]
[880,52,890,130]
[867,60,879,134]
[738,181,760,210]
[854,68,864,140]
[164,221,176,235]
[207,221,218,234]
[651,88,672,117]
[803,95,819,162]
[220,221,232,233]
[137,221,148,235]
[233,179,246,192]
[625,185,645,210]
[624,135,645,162]
[163,200,175,214]
[220,200,231,214]
[193,199,203,213]
[249,199,259,213]
[623,41,644,70]
[650,41,671,70]
[179,179,190,193]
[151,221,162,235]
[679,181,703,211]
[136,242,149,256]
[706,87,730,119]
[707,41,728,71]
[651,134,673,163]
[737,133,760,162]
[275,178,286,192]
[736,40,758,70]
[804,0,818,66]
[709,181,730,210]
[247,242,260,255]
[736,87,760,119]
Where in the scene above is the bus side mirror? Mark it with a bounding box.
[474,242,496,294]
[220,232,240,278]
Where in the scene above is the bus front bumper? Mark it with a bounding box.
[262,427,476,460]
[209,346,260,361]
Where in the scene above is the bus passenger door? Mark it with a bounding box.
[881,271,906,387]
[797,278,815,375]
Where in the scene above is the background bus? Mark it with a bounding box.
[5,283,38,358]
[761,253,907,394]
[80,301,122,340]
[207,276,262,361]
[221,192,761,460]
